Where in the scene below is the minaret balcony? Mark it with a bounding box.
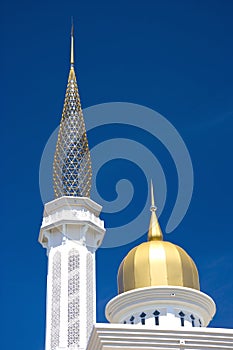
[39,196,105,252]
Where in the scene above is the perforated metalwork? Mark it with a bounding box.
[86,252,94,340]
[51,251,61,350]
[53,67,92,198]
[68,248,80,347]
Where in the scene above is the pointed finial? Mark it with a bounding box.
[150,179,157,212]
[148,180,163,241]
[70,18,74,66]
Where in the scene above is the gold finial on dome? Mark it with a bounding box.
[148,180,163,241]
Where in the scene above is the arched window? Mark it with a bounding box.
[179,311,185,327]
[140,312,146,325]
[190,314,195,327]
[153,310,160,326]
[130,316,135,324]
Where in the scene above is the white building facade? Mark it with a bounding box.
[87,324,233,350]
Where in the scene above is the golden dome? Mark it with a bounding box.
[117,182,200,294]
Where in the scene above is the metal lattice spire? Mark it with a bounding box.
[53,24,92,198]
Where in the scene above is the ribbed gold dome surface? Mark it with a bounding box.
[117,182,200,294]
[118,240,200,293]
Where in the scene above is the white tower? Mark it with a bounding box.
[39,26,105,350]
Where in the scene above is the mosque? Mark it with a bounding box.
[39,27,233,350]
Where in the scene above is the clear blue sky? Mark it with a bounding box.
[1,0,233,349]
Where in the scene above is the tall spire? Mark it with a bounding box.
[70,18,74,65]
[148,180,163,241]
[53,24,92,198]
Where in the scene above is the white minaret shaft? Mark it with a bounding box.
[39,25,105,350]
[39,197,105,350]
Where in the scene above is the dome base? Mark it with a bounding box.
[105,286,216,328]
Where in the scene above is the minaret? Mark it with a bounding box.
[105,182,216,329]
[39,26,105,350]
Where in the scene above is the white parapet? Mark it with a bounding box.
[39,196,105,253]
[87,323,233,350]
[105,286,216,328]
